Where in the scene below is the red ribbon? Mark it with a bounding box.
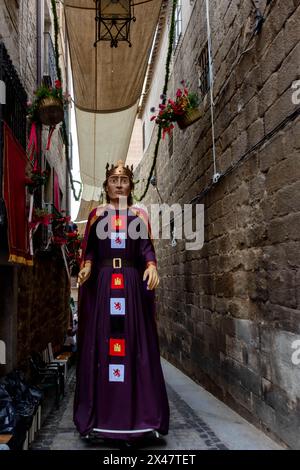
[27,122,39,169]
[46,126,55,151]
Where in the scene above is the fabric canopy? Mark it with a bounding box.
[76,103,138,199]
[65,0,163,112]
[64,1,163,222]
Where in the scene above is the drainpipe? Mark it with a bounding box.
[36,0,44,206]
[65,14,70,218]
[36,0,44,86]
[0,45,6,227]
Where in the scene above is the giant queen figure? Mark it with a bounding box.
[73,160,169,445]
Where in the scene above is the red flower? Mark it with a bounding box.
[149,81,199,139]
[55,80,62,89]
[40,215,52,226]
[67,232,77,238]
[162,124,174,140]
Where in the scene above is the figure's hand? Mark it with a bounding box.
[78,263,91,285]
[143,264,159,290]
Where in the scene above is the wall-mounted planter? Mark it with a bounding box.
[177,107,202,129]
[37,96,64,126]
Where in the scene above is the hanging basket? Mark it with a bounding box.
[176,107,202,130]
[37,96,64,126]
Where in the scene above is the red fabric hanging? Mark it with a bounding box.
[3,123,33,266]
[27,122,39,169]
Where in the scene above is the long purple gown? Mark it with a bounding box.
[73,205,169,441]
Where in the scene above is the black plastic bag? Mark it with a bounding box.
[1,370,42,419]
[0,384,15,434]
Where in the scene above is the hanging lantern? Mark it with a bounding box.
[94,0,136,48]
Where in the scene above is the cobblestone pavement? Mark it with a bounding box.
[31,365,226,450]
[30,361,282,450]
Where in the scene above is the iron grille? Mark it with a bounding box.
[0,42,27,149]
[198,42,210,99]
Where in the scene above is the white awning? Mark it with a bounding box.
[64,1,163,222]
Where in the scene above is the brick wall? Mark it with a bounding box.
[136,0,300,448]
[17,255,69,370]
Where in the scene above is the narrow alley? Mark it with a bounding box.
[1,0,300,460]
[30,360,282,451]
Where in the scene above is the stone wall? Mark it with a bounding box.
[0,0,71,375]
[136,0,300,448]
[0,0,37,96]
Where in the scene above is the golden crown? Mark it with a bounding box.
[105,160,134,180]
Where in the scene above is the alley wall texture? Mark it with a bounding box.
[136,0,300,448]
[0,0,70,374]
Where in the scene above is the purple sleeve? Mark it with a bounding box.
[140,233,157,268]
[84,220,97,263]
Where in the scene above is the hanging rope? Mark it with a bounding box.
[135,0,178,201]
[205,0,219,182]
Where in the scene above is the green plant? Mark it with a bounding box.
[25,168,49,194]
[135,0,178,201]
[27,80,71,124]
[150,80,200,138]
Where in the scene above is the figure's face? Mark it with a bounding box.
[106,175,131,201]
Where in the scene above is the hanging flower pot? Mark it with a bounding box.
[27,80,69,127]
[37,96,64,126]
[150,80,201,139]
[176,107,202,129]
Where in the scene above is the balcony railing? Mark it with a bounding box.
[0,42,27,149]
[44,32,58,86]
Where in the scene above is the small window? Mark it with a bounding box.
[168,132,173,158]
[53,171,62,212]
[142,121,145,151]
[173,0,182,51]
[197,43,210,99]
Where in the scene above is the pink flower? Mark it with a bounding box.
[176,89,182,98]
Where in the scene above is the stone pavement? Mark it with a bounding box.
[30,359,284,450]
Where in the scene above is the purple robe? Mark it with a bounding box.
[73,205,169,441]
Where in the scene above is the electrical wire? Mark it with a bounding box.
[168,106,300,228]
[205,0,218,178]
[193,107,300,206]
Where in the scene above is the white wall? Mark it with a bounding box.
[142,0,196,155]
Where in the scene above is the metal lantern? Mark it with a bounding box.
[94,0,136,48]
